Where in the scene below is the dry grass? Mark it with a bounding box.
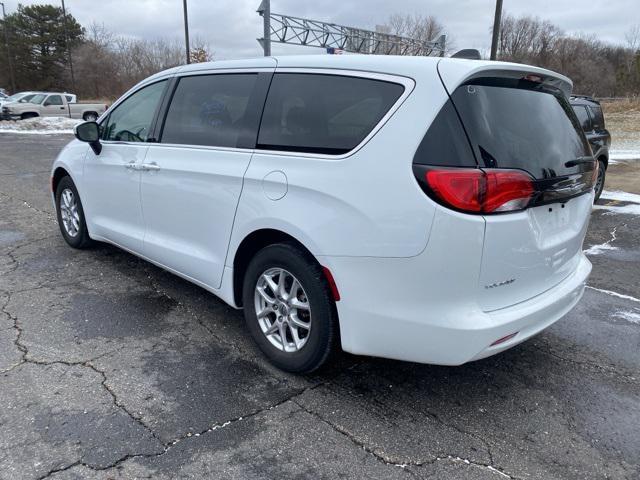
[601,98,640,115]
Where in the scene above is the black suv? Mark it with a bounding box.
[570,95,611,201]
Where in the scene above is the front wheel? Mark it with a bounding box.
[55,176,93,249]
[594,159,606,202]
[242,243,339,373]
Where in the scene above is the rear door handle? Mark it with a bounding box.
[125,162,140,170]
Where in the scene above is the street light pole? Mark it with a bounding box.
[0,2,16,92]
[183,0,190,64]
[490,0,503,60]
[60,0,76,92]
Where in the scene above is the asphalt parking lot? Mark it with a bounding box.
[0,133,639,480]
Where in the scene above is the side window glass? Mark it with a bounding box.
[46,95,63,106]
[161,74,258,148]
[573,106,591,131]
[65,95,74,103]
[257,74,404,155]
[102,80,167,142]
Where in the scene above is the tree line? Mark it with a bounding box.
[0,5,638,100]
[0,4,211,99]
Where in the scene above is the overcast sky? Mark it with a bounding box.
[3,0,638,58]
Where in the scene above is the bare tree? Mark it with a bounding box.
[625,24,640,52]
[382,13,452,54]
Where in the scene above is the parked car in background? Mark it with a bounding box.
[0,91,42,117]
[52,56,596,373]
[2,92,106,121]
[570,95,610,201]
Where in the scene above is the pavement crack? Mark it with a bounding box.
[0,190,55,220]
[292,398,421,477]
[431,456,520,479]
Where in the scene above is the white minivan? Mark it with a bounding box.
[51,56,595,372]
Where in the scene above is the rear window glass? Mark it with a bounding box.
[161,74,258,148]
[451,79,591,179]
[257,74,404,155]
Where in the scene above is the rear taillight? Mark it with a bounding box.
[417,167,536,214]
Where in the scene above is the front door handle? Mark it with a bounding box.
[125,162,139,170]
[140,162,161,171]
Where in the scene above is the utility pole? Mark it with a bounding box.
[257,0,271,56]
[183,0,190,64]
[0,2,16,92]
[60,0,76,92]
[490,0,503,60]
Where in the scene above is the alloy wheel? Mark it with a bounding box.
[59,188,80,237]
[254,267,312,353]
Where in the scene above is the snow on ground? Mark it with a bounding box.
[609,150,640,163]
[593,190,640,216]
[613,310,640,324]
[583,225,620,256]
[0,116,81,134]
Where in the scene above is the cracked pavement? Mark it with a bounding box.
[0,133,638,479]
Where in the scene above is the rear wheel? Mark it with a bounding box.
[55,176,93,249]
[242,243,339,373]
[83,112,98,122]
[594,159,606,202]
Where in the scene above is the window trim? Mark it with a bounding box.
[253,68,415,160]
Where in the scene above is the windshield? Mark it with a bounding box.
[451,78,591,179]
[27,94,46,105]
[6,93,26,102]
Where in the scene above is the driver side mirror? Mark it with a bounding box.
[75,121,102,155]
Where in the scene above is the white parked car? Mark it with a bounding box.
[51,56,596,372]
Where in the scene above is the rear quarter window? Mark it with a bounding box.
[257,73,404,155]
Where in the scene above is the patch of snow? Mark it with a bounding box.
[586,286,640,303]
[594,190,640,215]
[609,150,640,162]
[600,190,640,204]
[613,310,640,324]
[0,116,80,134]
[583,226,620,255]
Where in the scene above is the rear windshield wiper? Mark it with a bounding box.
[564,156,594,168]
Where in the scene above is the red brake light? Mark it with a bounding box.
[424,168,535,214]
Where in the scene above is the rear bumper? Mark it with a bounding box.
[322,252,591,366]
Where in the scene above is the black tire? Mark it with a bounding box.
[21,113,38,120]
[83,112,98,122]
[55,176,93,249]
[594,159,606,202]
[242,242,339,373]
